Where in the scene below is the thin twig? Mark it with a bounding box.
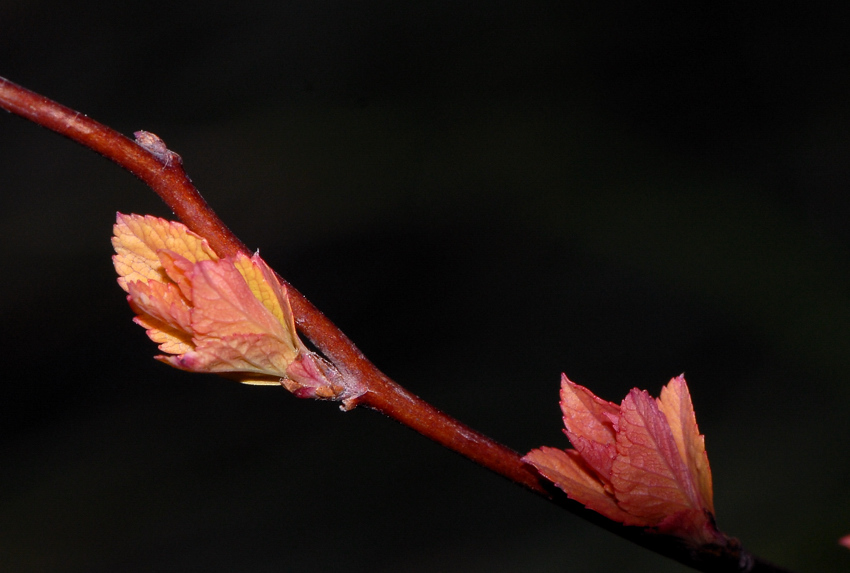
[0,75,794,573]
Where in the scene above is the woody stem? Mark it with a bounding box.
[0,75,794,573]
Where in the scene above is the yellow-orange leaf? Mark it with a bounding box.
[232,252,293,329]
[112,212,218,291]
[657,375,714,514]
[113,214,304,388]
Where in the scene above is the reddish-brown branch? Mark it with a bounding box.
[0,78,246,259]
[0,75,794,573]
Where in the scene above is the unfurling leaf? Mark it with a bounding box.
[524,374,725,546]
[112,213,360,404]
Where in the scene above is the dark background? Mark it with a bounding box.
[2,2,849,571]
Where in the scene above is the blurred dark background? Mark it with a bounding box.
[2,2,849,571]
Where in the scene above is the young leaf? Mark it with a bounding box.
[523,446,633,523]
[112,213,360,403]
[524,374,725,546]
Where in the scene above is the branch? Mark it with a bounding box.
[0,75,794,573]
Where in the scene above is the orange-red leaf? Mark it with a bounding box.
[525,374,722,546]
[611,388,699,523]
[560,374,619,480]
[524,446,632,523]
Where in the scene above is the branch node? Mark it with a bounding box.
[134,130,183,167]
